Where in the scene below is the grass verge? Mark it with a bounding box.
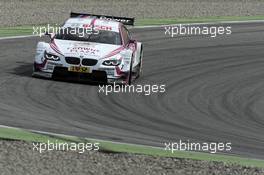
[0,126,264,168]
[0,15,263,38]
[135,15,264,26]
[0,26,33,37]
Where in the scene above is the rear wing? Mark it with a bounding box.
[70,12,135,26]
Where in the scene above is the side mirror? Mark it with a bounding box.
[45,32,51,38]
[129,39,136,44]
[45,32,55,39]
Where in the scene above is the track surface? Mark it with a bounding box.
[0,22,264,159]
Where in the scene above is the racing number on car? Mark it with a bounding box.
[68,66,90,73]
[80,67,88,72]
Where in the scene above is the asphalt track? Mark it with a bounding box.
[0,22,264,159]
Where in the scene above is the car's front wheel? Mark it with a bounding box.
[126,58,133,85]
[135,48,143,79]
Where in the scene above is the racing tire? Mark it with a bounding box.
[136,48,143,79]
[127,57,133,85]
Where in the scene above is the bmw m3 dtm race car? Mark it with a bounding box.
[32,12,143,85]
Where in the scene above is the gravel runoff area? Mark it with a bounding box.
[0,140,263,175]
[0,0,264,27]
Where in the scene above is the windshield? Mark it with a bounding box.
[55,27,122,45]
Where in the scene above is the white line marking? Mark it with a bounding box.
[0,35,35,40]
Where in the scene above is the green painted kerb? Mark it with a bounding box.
[0,126,264,168]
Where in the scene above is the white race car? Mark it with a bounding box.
[33,12,143,85]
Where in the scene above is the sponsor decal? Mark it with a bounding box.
[67,47,99,55]
[83,24,112,31]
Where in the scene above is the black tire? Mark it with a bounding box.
[127,57,133,85]
[126,46,143,85]
[136,47,143,79]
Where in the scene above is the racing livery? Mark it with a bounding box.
[33,12,143,85]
